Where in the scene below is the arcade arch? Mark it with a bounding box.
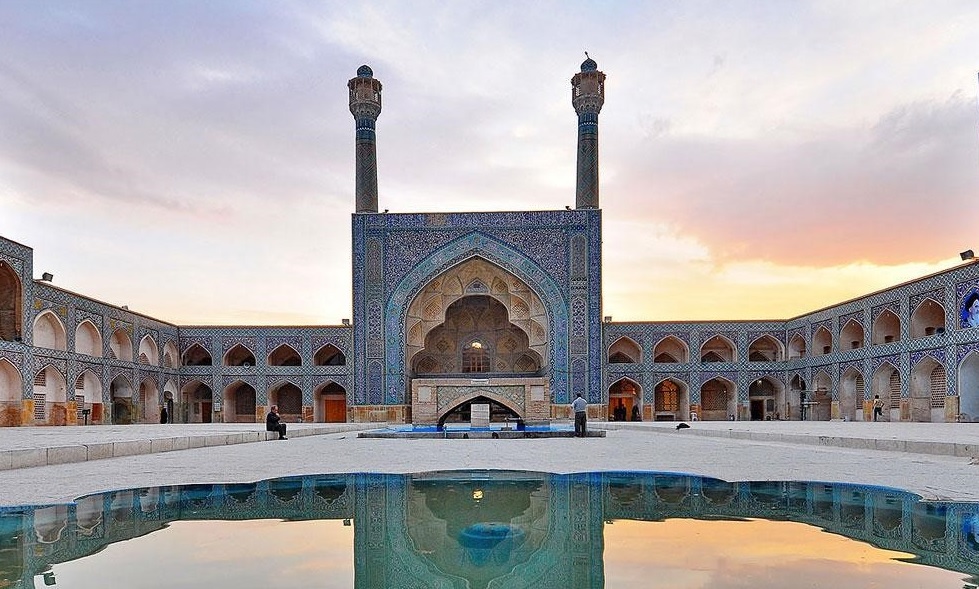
[315,381,347,423]
[33,365,67,425]
[653,336,688,363]
[747,335,782,362]
[110,375,135,424]
[748,377,782,420]
[269,344,302,367]
[872,310,901,345]
[224,344,256,367]
[700,377,735,421]
[162,341,179,368]
[314,344,346,366]
[269,382,302,421]
[608,377,640,421]
[74,320,102,357]
[909,357,946,422]
[437,393,520,426]
[810,372,832,421]
[182,343,212,366]
[839,367,865,421]
[179,380,213,423]
[0,261,22,341]
[33,311,67,351]
[910,298,945,338]
[959,351,979,422]
[139,378,159,423]
[812,326,832,356]
[109,329,133,362]
[871,362,901,421]
[138,336,159,366]
[223,381,257,423]
[608,336,641,363]
[0,358,22,426]
[788,334,806,359]
[653,378,688,421]
[839,319,865,350]
[700,335,735,363]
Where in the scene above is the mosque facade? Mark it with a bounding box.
[1,59,979,428]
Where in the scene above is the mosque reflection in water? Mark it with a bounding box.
[3,471,979,588]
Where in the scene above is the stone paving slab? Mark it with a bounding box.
[2,420,979,507]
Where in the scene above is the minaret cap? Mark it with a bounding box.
[357,64,374,78]
[580,53,598,72]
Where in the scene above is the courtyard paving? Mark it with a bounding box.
[2,420,979,507]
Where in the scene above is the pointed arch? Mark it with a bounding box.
[33,310,67,351]
[700,377,736,421]
[910,356,945,422]
[747,335,783,362]
[179,379,213,423]
[162,341,179,368]
[840,367,865,421]
[314,343,346,366]
[269,381,302,420]
[268,344,302,367]
[138,377,159,423]
[653,377,689,421]
[747,376,783,421]
[959,350,979,422]
[109,374,134,424]
[788,334,806,359]
[910,298,946,339]
[608,336,641,364]
[839,319,865,351]
[810,371,832,421]
[872,309,901,345]
[182,343,212,366]
[223,380,257,423]
[812,326,832,356]
[223,344,256,367]
[608,376,641,421]
[74,320,103,357]
[653,336,689,363]
[109,329,133,362]
[314,380,347,423]
[138,335,159,366]
[436,391,522,426]
[33,364,67,425]
[871,362,901,421]
[0,358,23,426]
[700,335,735,363]
[0,261,23,342]
[74,368,102,424]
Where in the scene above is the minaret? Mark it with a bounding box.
[571,54,605,209]
[349,65,383,213]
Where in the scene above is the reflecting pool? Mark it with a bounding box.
[3,471,979,588]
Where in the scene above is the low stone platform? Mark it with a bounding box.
[359,428,605,439]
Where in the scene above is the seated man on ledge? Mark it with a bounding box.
[266,405,287,440]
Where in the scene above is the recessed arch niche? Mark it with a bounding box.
[0,261,22,342]
[405,258,549,375]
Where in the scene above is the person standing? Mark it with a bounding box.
[159,403,169,424]
[872,395,884,422]
[266,405,287,439]
[571,393,588,437]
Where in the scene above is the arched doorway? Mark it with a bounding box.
[270,382,302,422]
[653,378,687,421]
[789,375,806,420]
[0,358,23,426]
[871,363,901,422]
[700,377,735,421]
[840,367,865,421]
[810,372,832,421]
[224,381,257,423]
[179,380,213,423]
[910,357,945,422]
[110,375,134,425]
[139,378,160,423]
[608,377,641,421]
[33,365,67,425]
[748,377,779,420]
[315,381,347,423]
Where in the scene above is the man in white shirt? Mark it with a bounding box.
[571,393,588,437]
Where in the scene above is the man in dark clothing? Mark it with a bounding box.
[266,405,287,439]
[159,404,169,424]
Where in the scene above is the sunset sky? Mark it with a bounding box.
[1,1,977,325]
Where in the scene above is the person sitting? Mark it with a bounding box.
[266,405,287,440]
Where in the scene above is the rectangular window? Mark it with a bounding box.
[33,394,46,420]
